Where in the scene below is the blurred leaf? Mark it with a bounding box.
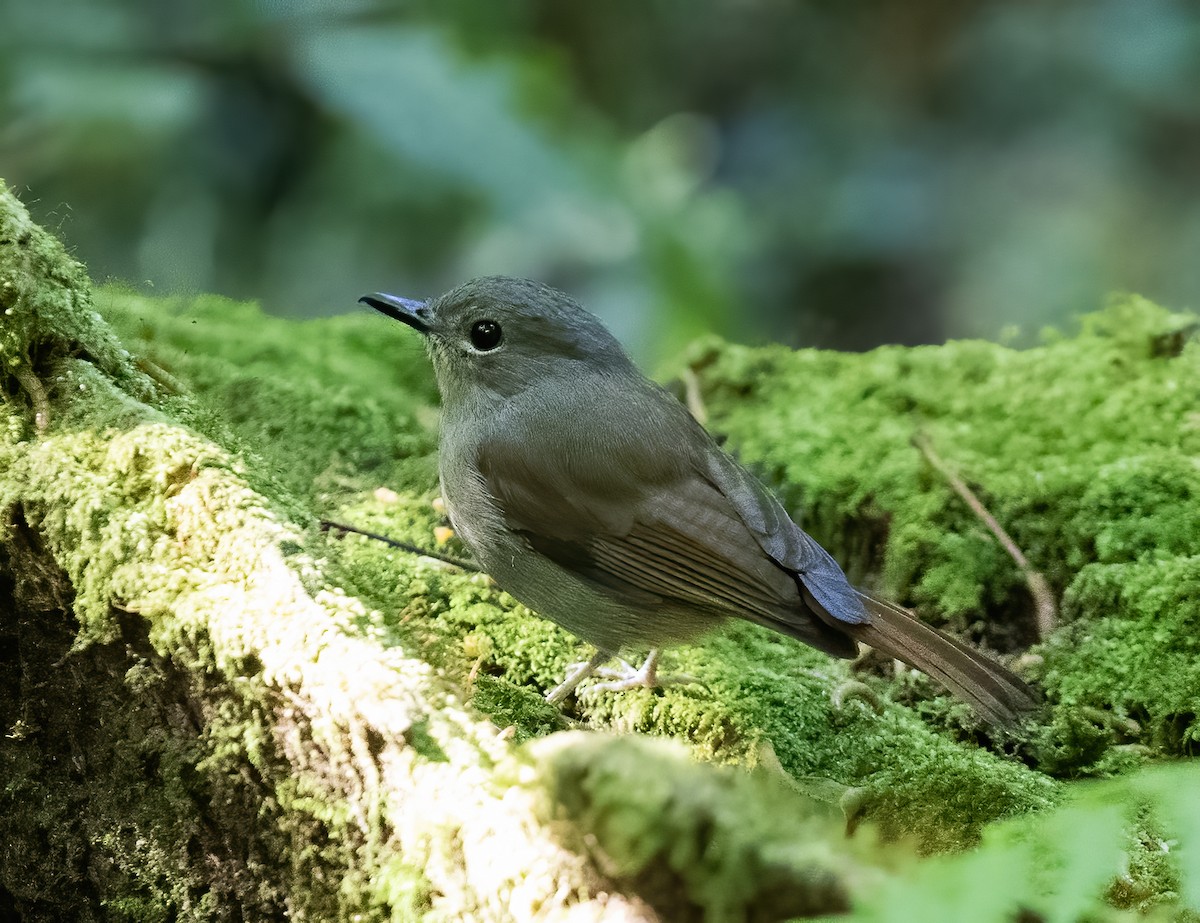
[293,25,587,214]
[849,762,1200,922]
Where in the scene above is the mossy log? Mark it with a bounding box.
[2,177,1199,920]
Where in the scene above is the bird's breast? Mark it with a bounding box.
[437,430,513,566]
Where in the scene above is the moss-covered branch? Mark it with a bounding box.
[4,176,1200,920]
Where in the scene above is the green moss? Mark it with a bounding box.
[683,298,1199,605]
[518,732,860,921]
[680,294,1200,776]
[0,181,154,423]
[851,761,1200,922]
[95,285,439,508]
[470,675,570,743]
[1043,555,1200,752]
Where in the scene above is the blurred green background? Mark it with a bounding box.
[2,0,1199,359]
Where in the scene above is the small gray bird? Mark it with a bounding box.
[362,277,1035,724]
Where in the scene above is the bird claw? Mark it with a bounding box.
[545,649,706,704]
[583,671,704,697]
[580,650,705,698]
[545,650,611,705]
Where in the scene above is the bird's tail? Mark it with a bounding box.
[842,592,1038,726]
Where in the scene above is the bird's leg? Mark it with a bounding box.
[583,649,704,696]
[596,648,664,691]
[545,649,612,704]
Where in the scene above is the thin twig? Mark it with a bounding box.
[912,432,1057,638]
[14,362,50,432]
[135,356,186,395]
[319,519,480,572]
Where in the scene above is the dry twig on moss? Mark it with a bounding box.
[912,432,1057,639]
[13,362,50,431]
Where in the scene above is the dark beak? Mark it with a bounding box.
[360,292,431,333]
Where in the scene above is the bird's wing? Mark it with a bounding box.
[475,385,861,654]
[700,447,869,625]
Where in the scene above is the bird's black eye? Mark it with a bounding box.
[470,319,503,351]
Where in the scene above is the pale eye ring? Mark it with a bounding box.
[470,319,503,351]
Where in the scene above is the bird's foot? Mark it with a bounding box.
[545,650,612,705]
[581,649,704,697]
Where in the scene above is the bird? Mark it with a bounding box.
[361,276,1036,724]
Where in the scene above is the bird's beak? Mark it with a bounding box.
[360,292,431,334]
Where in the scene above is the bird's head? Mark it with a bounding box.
[361,276,634,404]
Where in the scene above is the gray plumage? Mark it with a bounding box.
[362,276,1036,724]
